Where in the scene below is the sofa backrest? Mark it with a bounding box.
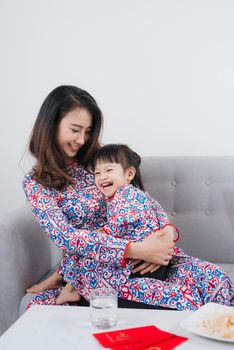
[141,156,234,264]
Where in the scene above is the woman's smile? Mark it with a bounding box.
[56,107,92,162]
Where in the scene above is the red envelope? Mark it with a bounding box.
[93,325,184,349]
[110,336,175,350]
[110,335,187,350]
[110,339,165,350]
[111,342,161,350]
[144,335,188,350]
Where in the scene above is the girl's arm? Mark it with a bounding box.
[150,196,180,241]
[129,195,178,274]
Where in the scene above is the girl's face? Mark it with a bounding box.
[56,107,92,164]
[94,161,135,198]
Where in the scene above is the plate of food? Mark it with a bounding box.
[180,302,234,342]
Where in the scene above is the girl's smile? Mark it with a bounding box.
[94,162,135,198]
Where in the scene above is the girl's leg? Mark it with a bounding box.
[167,253,234,306]
[117,254,234,311]
[118,277,203,311]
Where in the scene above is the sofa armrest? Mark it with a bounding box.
[0,206,62,335]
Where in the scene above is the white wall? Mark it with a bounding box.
[0,0,234,215]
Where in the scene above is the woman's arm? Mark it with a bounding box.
[125,231,174,265]
[130,229,175,274]
[23,174,129,267]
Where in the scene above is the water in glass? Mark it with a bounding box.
[90,288,117,329]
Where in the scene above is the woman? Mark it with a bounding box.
[24,85,174,307]
[23,85,234,310]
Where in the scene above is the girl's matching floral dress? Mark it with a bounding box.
[23,162,234,310]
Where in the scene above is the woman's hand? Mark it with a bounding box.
[131,259,160,274]
[157,226,175,244]
[126,231,175,265]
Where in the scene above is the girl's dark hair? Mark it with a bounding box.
[93,144,145,191]
[29,85,103,189]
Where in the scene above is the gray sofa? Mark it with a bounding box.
[1,156,234,336]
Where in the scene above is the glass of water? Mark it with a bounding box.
[90,287,118,329]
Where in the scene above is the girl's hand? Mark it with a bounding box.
[132,259,160,274]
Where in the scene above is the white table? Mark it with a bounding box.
[0,305,233,349]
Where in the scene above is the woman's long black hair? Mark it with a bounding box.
[29,85,103,188]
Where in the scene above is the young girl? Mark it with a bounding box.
[81,144,234,309]
[93,143,179,271]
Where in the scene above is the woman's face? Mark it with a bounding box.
[56,107,92,164]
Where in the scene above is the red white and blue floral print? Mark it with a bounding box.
[23,162,234,310]
[105,184,170,240]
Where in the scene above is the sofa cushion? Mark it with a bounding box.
[141,156,234,264]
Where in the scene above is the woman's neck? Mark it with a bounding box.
[65,157,77,166]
